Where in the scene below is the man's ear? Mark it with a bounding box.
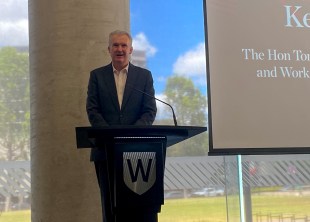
[129,47,133,54]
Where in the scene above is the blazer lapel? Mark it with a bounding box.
[122,63,138,110]
[104,63,120,111]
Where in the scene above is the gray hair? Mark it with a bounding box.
[109,30,133,47]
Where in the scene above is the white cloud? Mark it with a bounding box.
[172,43,206,77]
[0,20,29,46]
[0,0,29,47]
[132,32,157,57]
[0,0,28,21]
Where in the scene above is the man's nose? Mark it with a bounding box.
[116,45,123,51]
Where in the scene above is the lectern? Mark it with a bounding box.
[75,125,207,222]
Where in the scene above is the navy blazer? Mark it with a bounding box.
[86,63,157,161]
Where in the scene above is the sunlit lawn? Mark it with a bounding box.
[160,195,310,222]
[251,194,310,214]
[1,195,310,222]
[159,197,227,222]
[0,210,30,222]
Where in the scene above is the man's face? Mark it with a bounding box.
[108,34,133,70]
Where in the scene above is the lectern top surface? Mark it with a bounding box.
[75,125,207,148]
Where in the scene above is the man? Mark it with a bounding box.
[86,30,157,222]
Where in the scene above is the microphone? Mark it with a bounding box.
[127,83,178,126]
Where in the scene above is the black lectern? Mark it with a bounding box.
[75,125,207,222]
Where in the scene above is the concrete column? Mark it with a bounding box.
[28,0,129,221]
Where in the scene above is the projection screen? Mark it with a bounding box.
[204,0,310,154]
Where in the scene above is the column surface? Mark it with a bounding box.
[29,0,129,221]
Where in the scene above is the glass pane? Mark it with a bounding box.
[130,1,310,222]
[242,154,310,222]
[162,156,227,221]
[225,156,241,222]
[130,1,225,220]
[0,0,30,221]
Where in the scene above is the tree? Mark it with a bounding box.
[155,75,208,156]
[0,47,30,161]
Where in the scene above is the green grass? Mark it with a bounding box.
[251,194,310,214]
[159,197,227,222]
[0,210,30,222]
[159,195,310,222]
[1,195,310,222]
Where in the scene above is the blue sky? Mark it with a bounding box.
[130,0,207,94]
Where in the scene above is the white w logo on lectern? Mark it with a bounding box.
[123,152,156,195]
